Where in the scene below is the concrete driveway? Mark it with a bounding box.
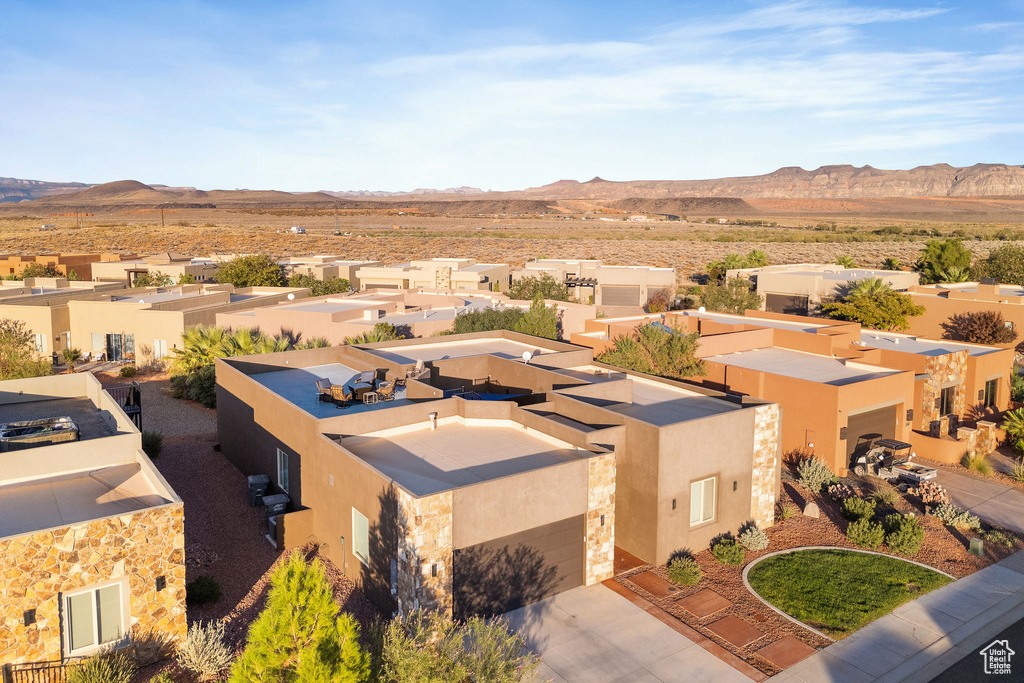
[936,468,1024,534]
[503,584,751,683]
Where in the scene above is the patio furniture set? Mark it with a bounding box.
[315,371,399,409]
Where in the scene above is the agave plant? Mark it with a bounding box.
[1003,408,1024,454]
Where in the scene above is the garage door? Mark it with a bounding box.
[845,405,898,465]
[601,285,641,307]
[765,293,809,316]
[453,515,584,620]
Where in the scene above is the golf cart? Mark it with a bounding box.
[851,436,936,483]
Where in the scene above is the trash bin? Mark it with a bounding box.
[247,474,270,506]
[262,493,290,519]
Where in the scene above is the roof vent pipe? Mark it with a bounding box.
[429,412,438,431]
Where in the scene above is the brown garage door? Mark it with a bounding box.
[453,515,584,620]
[765,293,809,316]
[845,405,898,465]
[601,285,641,307]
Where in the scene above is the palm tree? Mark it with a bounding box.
[346,323,403,345]
[847,277,892,299]
[880,258,902,271]
[295,337,331,349]
[61,347,82,372]
[933,265,972,283]
[1002,408,1024,454]
[171,326,231,375]
[834,255,858,268]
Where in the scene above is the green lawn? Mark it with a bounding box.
[747,549,952,639]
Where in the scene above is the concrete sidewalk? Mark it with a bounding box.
[768,551,1024,682]
[936,467,1024,534]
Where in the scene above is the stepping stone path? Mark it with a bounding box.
[755,635,818,669]
[707,615,766,648]
[628,570,683,599]
[676,588,732,617]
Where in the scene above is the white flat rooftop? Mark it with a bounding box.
[342,421,584,495]
[364,338,550,364]
[708,348,895,385]
[858,333,1001,357]
[0,463,171,539]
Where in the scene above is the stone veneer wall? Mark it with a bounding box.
[585,453,616,586]
[395,489,453,618]
[922,351,968,429]
[751,404,781,529]
[0,504,186,665]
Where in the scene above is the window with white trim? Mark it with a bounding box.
[153,339,168,360]
[277,448,289,494]
[64,581,125,655]
[352,508,369,566]
[33,333,46,353]
[690,477,716,526]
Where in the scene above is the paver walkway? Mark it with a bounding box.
[506,583,752,683]
[767,550,1024,682]
[936,468,1024,534]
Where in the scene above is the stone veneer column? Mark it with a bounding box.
[922,351,969,428]
[751,404,781,529]
[395,489,453,617]
[585,452,616,585]
[0,504,186,665]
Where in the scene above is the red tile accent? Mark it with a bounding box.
[629,571,683,599]
[677,588,733,617]
[755,636,817,669]
[707,615,766,648]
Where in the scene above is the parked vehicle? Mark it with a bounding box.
[851,437,935,482]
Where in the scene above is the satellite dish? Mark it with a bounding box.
[522,351,533,364]
[139,299,145,304]
[698,306,706,313]
[287,293,295,300]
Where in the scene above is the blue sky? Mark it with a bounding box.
[2,0,1023,191]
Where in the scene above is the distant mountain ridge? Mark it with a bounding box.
[0,177,90,202]
[319,186,485,198]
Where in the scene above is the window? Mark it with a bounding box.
[1006,321,1015,331]
[690,477,716,526]
[153,339,167,360]
[91,332,105,353]
[938,385,956,416]
[64,582,124,655]
[984,378,999,408]
[276,448,289,494]
[33,333,45,353]
[352,508,369,566]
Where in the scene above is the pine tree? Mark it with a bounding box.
[229,552,369,683]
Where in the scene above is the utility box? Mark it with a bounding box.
[247,474,270,506]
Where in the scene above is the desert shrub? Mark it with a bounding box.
[149,674,175,683]
[841,496,876,522]
[67,651,136,683]
[667,556,702,586]
[142,431,163,459]
[119,365,137,377]
[827,483,855,502]
[908,481,950,506]
[985,529,1016,548]
[186,576,221,606]
[932,503,981,531]
[797,456,837,492]
[737,524,769,552]
[846,519,885,549]
[871,480,901,508]
[776,501,797,520]
[884,514,925,556]
[1010,460,1024,483]
[710,537,746,566]
[961,452,994,477]
[176,621,233,680]
[1011,371,1024,404]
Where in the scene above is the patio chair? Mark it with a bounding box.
[315,378,333,402]
[375,380,397,402]
[330,384,353,409]
[356,370,376,385]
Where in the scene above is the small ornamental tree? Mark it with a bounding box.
[216,254,284,287]
[699,277,764,314]
[453,307,525,334]
[61,347,82,372]
[131,271,174,288]
[507,273,570,301]
[288,273,351,296]
[513,294,558,339]
[941,311,1019,345]
[915,238,973,285]
[973,244,1024,287]
[230,552,369,683]
[822,290,925,331]
[0,318,51,380]
[177,272,198,284]
[597,322,705,380]
[19,263,64,278]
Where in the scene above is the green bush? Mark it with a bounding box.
[796,457,837,492]
[846,519,885,549]
[884,514,925,556]
[932,503,981,531]
[841,496,876,522]
[186,575,221,606]
[710,537,746,566]
[985,529,1016,548]
[149,674,175,683]
[142,431,163,459]
[119,365,138,378]
[667,556,702,586]
[961,452,994,477]
[67,651,136,683]
[738,524,769,551]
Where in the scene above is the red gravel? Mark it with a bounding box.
[615,480,1023,678]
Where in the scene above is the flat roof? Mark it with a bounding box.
[249,363,410,418]
[270,298,374,314]
[858,333,1000,357]
[364,338,551,364]
[707,347,894,385]
[342,421,584,495]
[110,290,211,305]
[1,397,116,440]
[678,310,827,332]
[927,283,1024,297]
[559,366,741,426]
[0,463,170,538]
